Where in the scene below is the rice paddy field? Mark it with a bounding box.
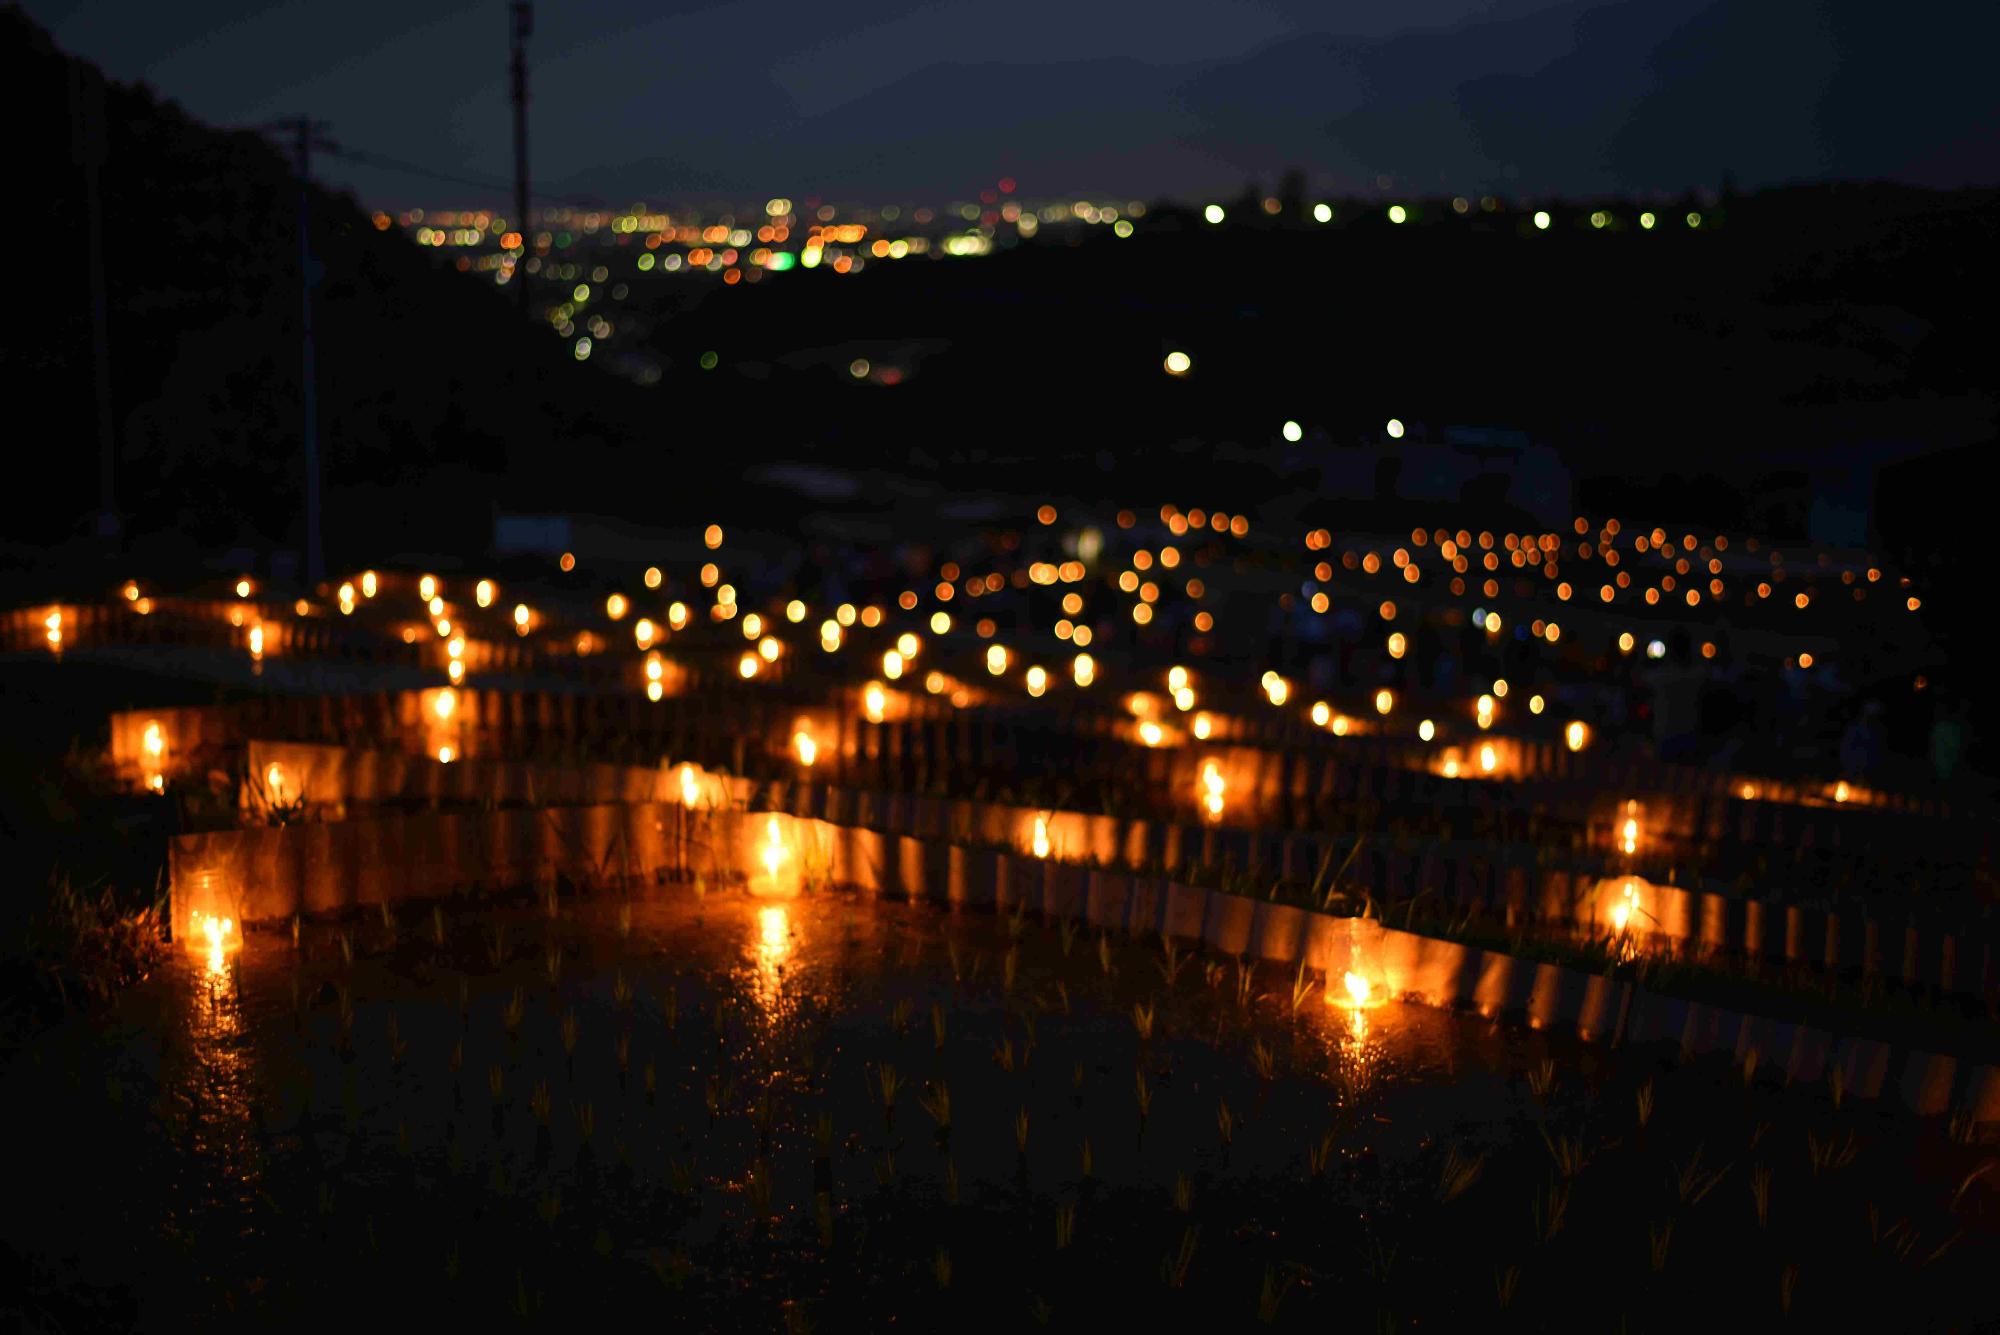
[8,882,1994,1332]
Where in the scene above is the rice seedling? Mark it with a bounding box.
[1540,1127,1590,1180]
[931,1002,947,1052]
[876,1063,905,1128]
[1233,958,1258,1010]
[1162,1225,1199,1287]
[946,938,964,982]
[1673,1144,1728,1204]
[1648,1218,1674,1271]
[544,940,563,990]
[891,998,911,1035]
[1365,1234,1398,1283]
[663,989,678,1031]
[1256,1264,1296,1323]
[1438,1146,1484,1202]
[1531,1178,1569,1244]
[612,969,632,1013]
[946,1156,960,1205]
[1527,1057,1556,1102]
[1203,959,1225,991]
[291,914,301,950]
[1287,961,1317,1019]
[1080,1137,1093,1180]
[643,1059,657,1104]
[993,1035,1015,1071]
[1806,1127,1858,1174]
[337,930,353,968]
[1635,1078,1654,1129]
[1008,903,1029,941]
[1250,1038,1276,1081]
[614,1031,630,1086]
[874,1150,898,1185]
[1743,1046,1761,1086]
[386,1010,407,1070]
[431,905,446,949]
[918,1081,952,1137]
[1217,1096,1235,1147]
[1828,1061,1846,1111]
[1173,1171,1193,1213]
[1133,999,1156,1042]
[1779,1263,1798,1314]
[931,1247,952,1290]
[560,1009,579,1074]
[1058,917,1077,957]
[488,1063,505,1104]
[1307,1129,1335,1179]
[1134,1069,1152,1122]
[1097,933,1114,977]
[746,1156,773,1214]
[1948,1106,1977,1145]
[1003,946,1020,994]
[618,902,632,941]
[1950,1159,1995,1209]
[1055,1202,1075,1249]
[1015,1106,1031,1154]
[530,1080,551,1125]
[1493,1265,1520,1309]
[502,986,525,1040]
[1158,936,1188,986]
[487,924,507,969]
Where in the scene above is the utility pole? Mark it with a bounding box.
[510,2,533,319]
[69,60,117,543]
[264,115,334,589]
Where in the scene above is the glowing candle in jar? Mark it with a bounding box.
[1025,665,1048,697]
[739,653,760,679]
[1032,816,1051,859]
[248,624,264,660]
[1419,719,1435,742]
[1311,701,1331,727]
[476,580,495,607]
[1479,742,1497,773]
[1375,689,1394,715]
[1566,721,1588,752]
[1140,720,1164,747]
[679,764,700,809]
[1342,972,1372,1006]
[1193,712,1213,740]
[794,728,817,767]
[883,650,904,680]
[419,574,437,602]
[1200,761,1226,820]
[360,571,378,598]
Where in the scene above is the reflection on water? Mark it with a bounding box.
[177,937,264,1241]
[744,903,795,1022]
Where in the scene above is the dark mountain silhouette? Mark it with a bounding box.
[3,5,662,582]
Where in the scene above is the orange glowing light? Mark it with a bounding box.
[1032,816,1051,859]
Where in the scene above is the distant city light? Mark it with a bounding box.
[1313,203,1333,223]
[1533,211,1552,230]
[1203,205,1225,225]
[1388,205,1407,224]
[1164,351,1192,376]
[1281,420,1303,442]
[1385,418,1405,439]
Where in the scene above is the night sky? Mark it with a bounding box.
[27,0,2000,207]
